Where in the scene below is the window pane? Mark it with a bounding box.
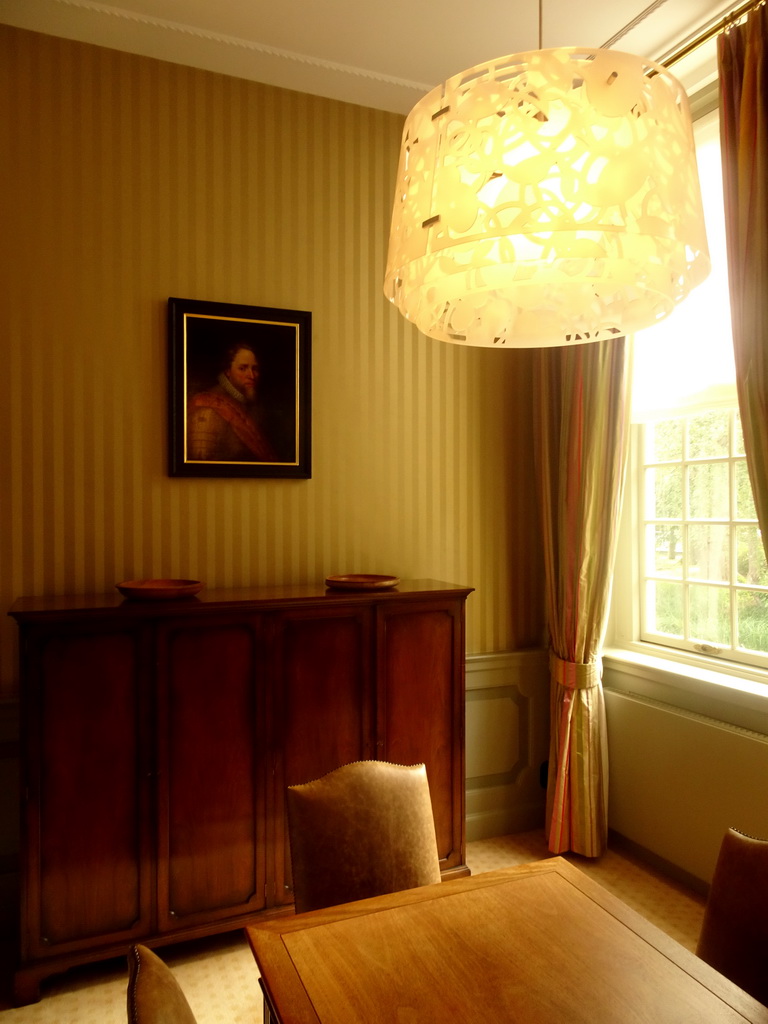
[737,590,768,654]
[648,525,682,576]
[688,463,729,519]
[735,411,745,456]
[646,420,683,462]
[736,525,768,585]
[687,411,730,459]
[646,580,683,637]
[646,466,683,518]
[687,524,730,582]
[735,460,757,519]
[689,584,730,645]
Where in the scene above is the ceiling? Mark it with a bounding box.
[0,0,738,113]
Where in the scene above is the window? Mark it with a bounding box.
[610,99,768,681]
[640,410,768,669]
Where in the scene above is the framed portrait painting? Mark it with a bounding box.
[168,297,311,478]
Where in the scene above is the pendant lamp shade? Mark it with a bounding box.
[384,48,710,347]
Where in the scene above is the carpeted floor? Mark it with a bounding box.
[465,829,706,954]
[0,829,707,1023]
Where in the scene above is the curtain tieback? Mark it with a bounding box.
[549,652,602,690]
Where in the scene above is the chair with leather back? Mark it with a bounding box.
[286,759,443,914]
[126,943,198,1024]
[696,827,768,1005]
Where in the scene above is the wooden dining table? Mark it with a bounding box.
[246,856,768,1023]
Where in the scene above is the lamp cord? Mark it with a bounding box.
[600,0,669,49]
[539,0,543,48]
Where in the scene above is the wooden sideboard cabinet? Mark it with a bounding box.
[9,578,472,1003]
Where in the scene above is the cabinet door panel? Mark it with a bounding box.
[157,620,265,928]
[277,609,373,785]
[29,629,150,953]
[273,608,373,900]
[377,603,465,871]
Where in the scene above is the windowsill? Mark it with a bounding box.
[602,644,768,736]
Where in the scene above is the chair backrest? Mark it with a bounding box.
[696,827,768,1005]
[286,759,442,914]
[126,944,198,1024]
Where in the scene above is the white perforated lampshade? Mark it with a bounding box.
[384,48,711,348]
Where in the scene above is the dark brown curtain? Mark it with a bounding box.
[719,6,768,556]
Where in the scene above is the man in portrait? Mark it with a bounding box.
[187,342,279,463]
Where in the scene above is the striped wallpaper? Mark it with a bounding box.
[0,26,545,697]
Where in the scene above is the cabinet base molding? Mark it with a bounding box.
[13,901,297,1006]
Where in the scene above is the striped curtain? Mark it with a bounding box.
[719,7,768,559]
[533,339,631,857]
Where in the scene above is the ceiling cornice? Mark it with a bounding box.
[0,0,431,113]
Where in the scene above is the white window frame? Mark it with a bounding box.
[606,420,768,728]
[604,81,768,725]
[638,408,768,670]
